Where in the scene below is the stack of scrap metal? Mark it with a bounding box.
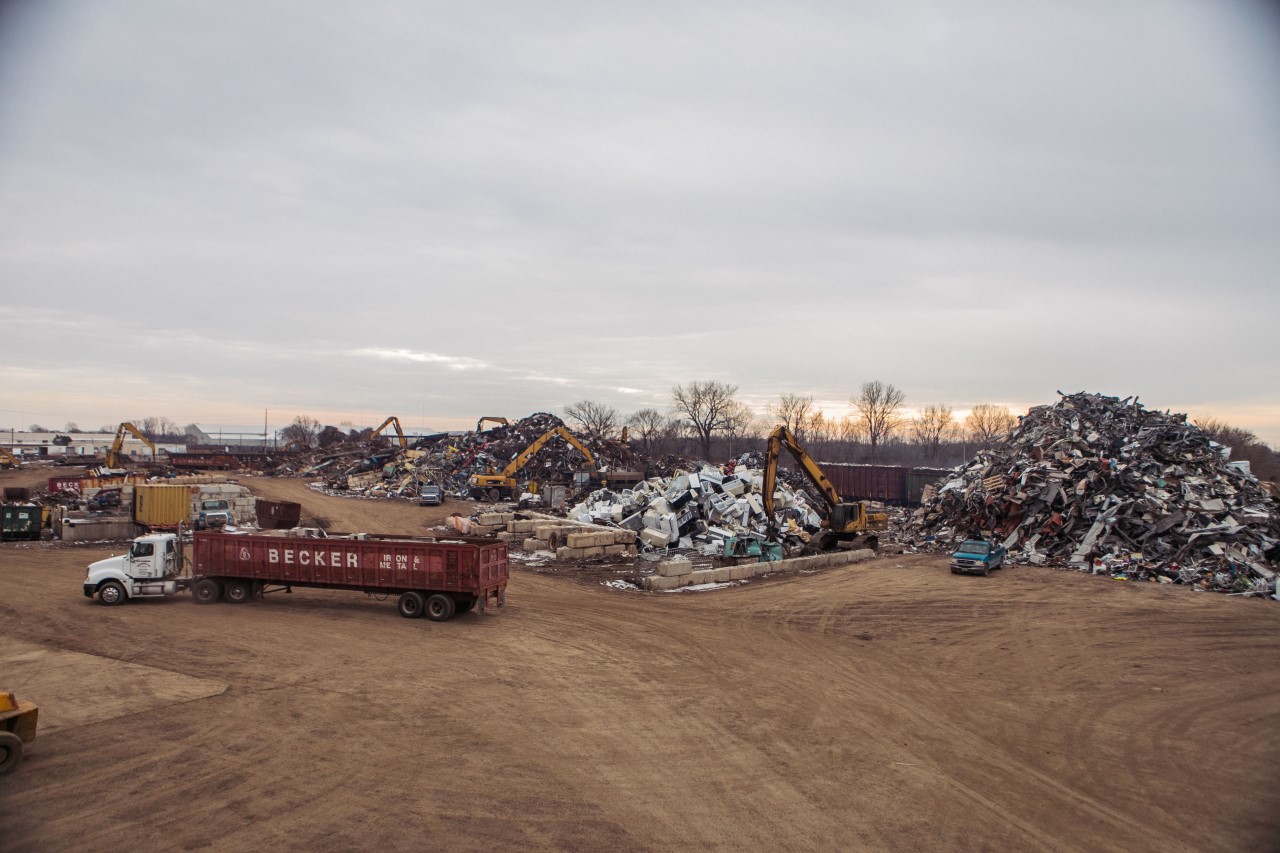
[567,462,825,554]
[905,392,1280,595]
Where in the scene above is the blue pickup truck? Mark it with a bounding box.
[950,540,1007,576]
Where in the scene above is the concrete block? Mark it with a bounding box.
[728,565,756,581]
[707,567,732,583]
[580,546,603,558]
[657,557,693,577]
[643,575,682,591]
[612,530,636,545]
[523,538,542,551]
[604,544,626,556]
[555,546,586,560]
[508,520,537,533]
[686,569,714,585]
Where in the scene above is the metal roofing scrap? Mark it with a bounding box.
[906,392,1280,595]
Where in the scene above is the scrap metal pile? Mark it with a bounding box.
[306,413,644,499]
[905,392,1280,594]
[566,455,825,555]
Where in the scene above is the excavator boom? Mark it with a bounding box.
[476,416,510,432]
[370,416,407,448]
[762,425,884,549]
[470,426,596,500]
[106,422,157,468]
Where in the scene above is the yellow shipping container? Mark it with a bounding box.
[133,484,194,527]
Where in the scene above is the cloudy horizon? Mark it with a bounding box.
[2,2,1278,444]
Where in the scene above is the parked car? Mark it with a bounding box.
[950,539,1007,576]
[418,485,444,506]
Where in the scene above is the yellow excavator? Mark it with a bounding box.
[105,422,157,469]
[476,416,510,432]
[469,426,595,501]
[370,416,407,448]
[0,448,18,469]
[762,425,886,552]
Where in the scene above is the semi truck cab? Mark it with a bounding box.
[84,533,187,605]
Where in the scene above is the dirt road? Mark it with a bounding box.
[2,473,1279,851]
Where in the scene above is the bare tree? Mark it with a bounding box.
[134,416,180,439]
[317,425,347,449]
[671,380,741,458]
[281,415,322,448]
[720,401,761,454]
[851,381,906,460]
[626,408,671,453]
[768,393,823,442]
[910,404,957,462]
[28,424,46,432]
[563,400,621,440]
[965,404,1017,447]
[64,421,80,433]
[1193,417,1260,450]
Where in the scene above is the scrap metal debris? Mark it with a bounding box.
[903,392,1280,595]
[566,455,828,557]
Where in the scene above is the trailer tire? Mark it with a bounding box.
[454,596,475,614]
[97,580,126,606]
[424,594,455,621]
[397,592,425,619]
[224,580,251,604]
[192,579,222,604]
[0,731,23,776]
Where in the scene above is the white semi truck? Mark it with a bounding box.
[82,532,189,605]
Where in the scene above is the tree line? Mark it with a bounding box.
[60,382,1276,480]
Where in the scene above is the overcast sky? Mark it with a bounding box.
[2,1,1278,443]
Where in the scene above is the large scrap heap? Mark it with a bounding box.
[906,392,1280,594]
[309,413,642,498]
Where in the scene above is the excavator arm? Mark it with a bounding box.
[762,425,882,548]
[500,426,595,478]
[476,416,510,432]
[106,422,156,468]
[370,416,407,449]
[0,447,17,467]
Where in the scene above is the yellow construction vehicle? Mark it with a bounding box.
[761,425,887,552]
[0,690,38,775]
[370,416,407,448]
[105,422,156,468]
[469,427,595,501]
[476,416,510,432]
[0,448,18,468]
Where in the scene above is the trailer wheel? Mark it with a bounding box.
[454,596,475,614]
[424,594,455,621]
[192,579,222,604]
[0,731,23,776]
[397,591,425,619]
[97,581,126,606]
[224,580,251,604]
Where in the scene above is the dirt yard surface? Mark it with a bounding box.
[2,471,1279,851]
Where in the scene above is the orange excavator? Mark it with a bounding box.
[468,427,596,501]
[105,422,156,469]
[370,416,407,449]
[762,425,886,551]
[476,416,510,432]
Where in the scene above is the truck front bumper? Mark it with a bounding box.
[83,582,97,599]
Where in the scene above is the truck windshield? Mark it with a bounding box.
[130,541,155,558]
[959,541,990,554]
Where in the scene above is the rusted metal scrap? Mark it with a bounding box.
[903,392,1280,595]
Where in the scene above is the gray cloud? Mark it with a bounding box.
[1,1,1278,440]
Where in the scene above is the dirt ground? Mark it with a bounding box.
[2,470,1279,851]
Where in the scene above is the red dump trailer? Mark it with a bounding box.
[189,530,508,620]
